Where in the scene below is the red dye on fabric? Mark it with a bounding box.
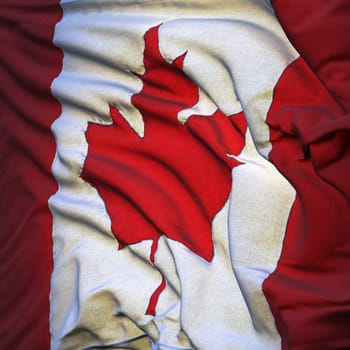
[81,25,247,314]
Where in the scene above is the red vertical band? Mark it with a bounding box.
[0,1,62,348]
[264,57,350,350]
[266,3,350,348]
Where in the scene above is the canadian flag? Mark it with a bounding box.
[1,1,349,349]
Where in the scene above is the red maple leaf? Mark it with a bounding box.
[81,25,246,314]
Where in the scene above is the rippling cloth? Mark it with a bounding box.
[1,1,349,349]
